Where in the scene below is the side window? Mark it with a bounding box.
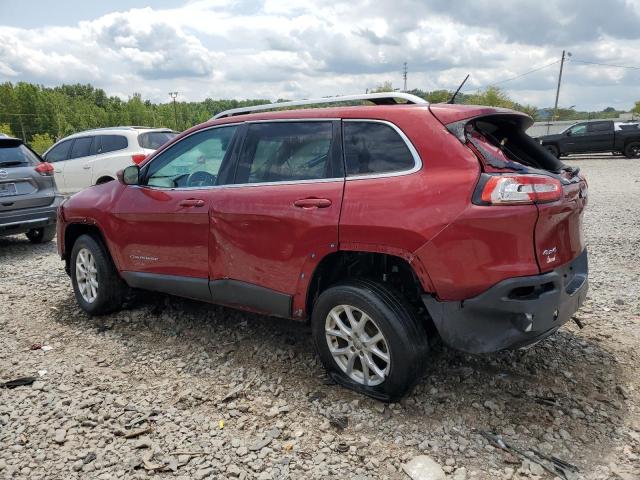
[236,122,335,184]
[343,121,415,176]
[69,137,94,160]
[588,122,612,133]
[568,124,587,136]
[45,140,72,162]
[145,126,238,188]
[98,135,128,154]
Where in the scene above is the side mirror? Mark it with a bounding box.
[118,165,140,185]
[566,130,572,136]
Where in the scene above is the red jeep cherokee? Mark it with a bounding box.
[57,93,588,401]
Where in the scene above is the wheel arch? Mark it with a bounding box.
[95,175,115,185]
[63,223,113,274]
[304,249,434,320]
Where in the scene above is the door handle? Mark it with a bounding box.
[82,165,91,170]
[179,198,205,207]
[54,169,62,174]
[294,198,332,209]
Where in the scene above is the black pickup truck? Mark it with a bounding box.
[536,120,640,158]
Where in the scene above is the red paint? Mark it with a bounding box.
[58,102,586,317]
[206,182,343,314]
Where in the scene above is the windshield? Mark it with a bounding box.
[138,131,177,150]
[0,141,41,167]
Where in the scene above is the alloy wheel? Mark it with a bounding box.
[325,304,391,386]
[75,248,98,303]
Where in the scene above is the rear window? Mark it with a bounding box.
[588,122,612,132]
[343,121,415,176]
[138,131,177,150]
[0,141,40,167]
[98,135,128,154]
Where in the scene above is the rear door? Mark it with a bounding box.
[585,121,614,152]
[63,136,95,194]
[0,140,55,212]
[207,120,344,317]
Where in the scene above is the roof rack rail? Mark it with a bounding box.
[212,92,428,120]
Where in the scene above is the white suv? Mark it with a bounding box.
[43,127,177,195]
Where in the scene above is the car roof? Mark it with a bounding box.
[205,103,432,127]
[0,135,23,145]
[61,126,175,141]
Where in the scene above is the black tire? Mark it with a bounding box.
[544,144,560,158]
[624,142,640,159]
[70,234,127,315]
[26,225,56,243]
[311,279,429,402]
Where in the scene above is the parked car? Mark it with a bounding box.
[43,127,177,195]
[0,135,63,242]
[56,93,589,400]
[536,120,640,158]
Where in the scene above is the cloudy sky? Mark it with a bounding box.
[1,0,639,110]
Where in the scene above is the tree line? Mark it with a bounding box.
[0,81,638,154]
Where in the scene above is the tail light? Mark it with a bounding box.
[35,162,54,176]
[131,154,146,165]
[475,174,562,205]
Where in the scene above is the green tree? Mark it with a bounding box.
[632,101,640,115]
[29,133,54,154]
[0,123,14,136]
[370,81,395,93]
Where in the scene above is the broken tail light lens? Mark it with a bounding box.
[476,174,562,205]
[34,162,54,176]
[131,154,147,165]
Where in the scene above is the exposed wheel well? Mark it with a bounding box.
[63,224,108,273]
[306,251,428,317]
[96,176,115,185]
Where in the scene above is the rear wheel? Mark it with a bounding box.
[544,144,559,158]
[70,234,127,315]
[311,279,429,402]
[624,142,640,159]
[26,226,56,243]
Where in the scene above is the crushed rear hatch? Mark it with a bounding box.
[430,105,587,272]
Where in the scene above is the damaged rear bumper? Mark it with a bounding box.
[422,249,588,353]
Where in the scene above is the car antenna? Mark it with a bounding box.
[447,74,470,104]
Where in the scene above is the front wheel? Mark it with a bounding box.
[624,142,640,159]
[70,234,127,315]
[26,226,56,243]
[311,279,429,402]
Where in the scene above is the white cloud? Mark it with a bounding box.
[0,1,638,110]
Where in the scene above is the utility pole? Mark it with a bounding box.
[547,50,571,134]
[169,92,179,130]
[402,62,408,92]
[552,50,570,122]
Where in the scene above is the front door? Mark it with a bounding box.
[44,138,73,193]
[64,136,95,194]
[111,124,240,299]
[208,120,344,318]
[563,123,588,154]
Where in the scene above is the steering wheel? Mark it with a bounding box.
[186,171,216,187]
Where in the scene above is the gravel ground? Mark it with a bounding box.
[0,157,639,480]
